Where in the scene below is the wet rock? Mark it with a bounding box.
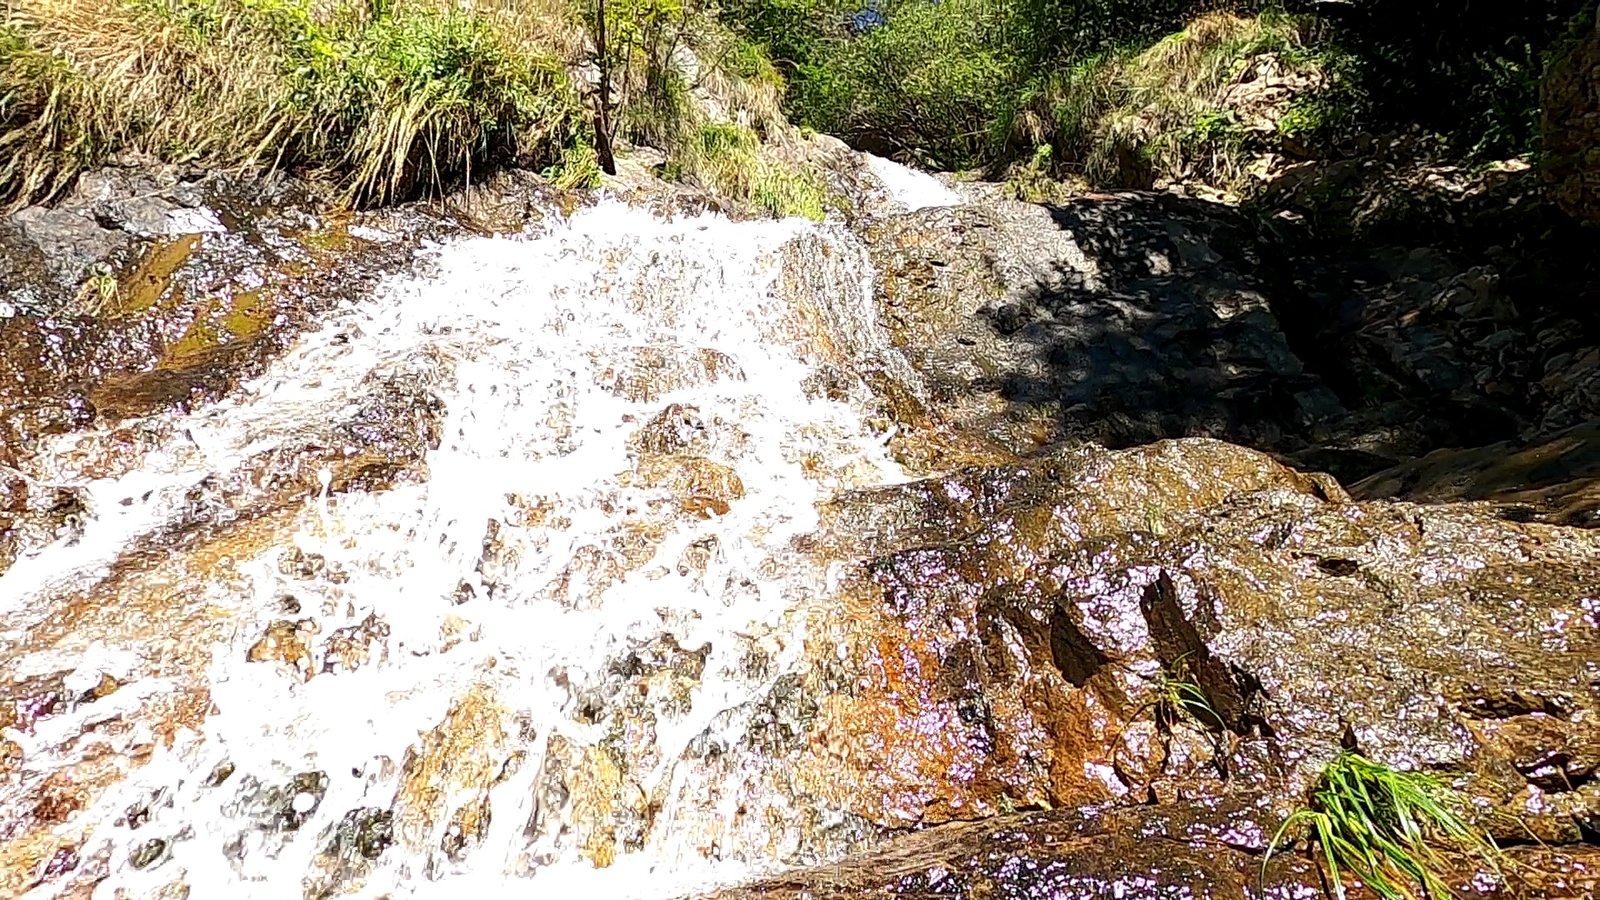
[204,761,236,788]
[0,474,88,577]
[797,440,1338,827]
[308,807,393,896]
[0,671,73,734]
[1354,419,1600,527]
[128,838,167,870]
[621,455,746,519]
[254,771,329,832]
[0,169,441,471]
[320,613,390,675]
[596,345,744,403]
[394,682,509,857]
[778,434,1600,883]
[245,619,317,681]
[630,403,712,457]
[440,796,492,863]
[718,801,1600,899]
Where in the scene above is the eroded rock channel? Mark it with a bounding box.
[1,158,1598,898]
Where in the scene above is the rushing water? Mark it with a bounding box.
[1,164,960,898]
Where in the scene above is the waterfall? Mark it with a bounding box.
[0,179,951,898]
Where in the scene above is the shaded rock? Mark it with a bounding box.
[1542,11,1600,223]
[718,802,1600,899]
[1354,418,1600,527]
[865,190,1341,460]
[307,807,393,896]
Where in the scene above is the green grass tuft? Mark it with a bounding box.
[0,0,587,207]
[1265,751,1501,900]
[668,120,828,219]
[1155,671,1225,733]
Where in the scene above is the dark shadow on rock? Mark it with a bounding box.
[870,179,1600,491]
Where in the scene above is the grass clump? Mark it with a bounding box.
[1266,751,1502,900]
[0,0,588,207]
[1153,670,1226,733]
[1019,11,1322,193]
[670,120,828,219]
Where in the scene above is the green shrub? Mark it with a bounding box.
[671,120,828,218]
[1265,751,1502,900]
[0,0,586,207]
[786,0,1028,169]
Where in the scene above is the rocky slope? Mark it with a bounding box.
[1,140,1599,900]
[1543,10,1600,224]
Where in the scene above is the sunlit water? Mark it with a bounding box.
[3,162,960,898]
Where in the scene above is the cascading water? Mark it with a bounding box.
[0,169,958,899]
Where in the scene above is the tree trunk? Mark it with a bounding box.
[593,0,618,176]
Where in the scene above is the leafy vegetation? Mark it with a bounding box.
[723,0,1593,191]
[1016,11,1320,192]
[3,0,1589,209]
[667,121,828,218]
[0,0,588,206]
[0,0,814,213]
[1265,752,1502,900]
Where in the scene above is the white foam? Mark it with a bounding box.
[863,155,963,211]
[5,201,916,899]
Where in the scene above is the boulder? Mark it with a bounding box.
[720,437,1600,895]
[1542,12,1600,223]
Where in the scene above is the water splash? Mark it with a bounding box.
[2,200,925,898]
[862,157,962,211]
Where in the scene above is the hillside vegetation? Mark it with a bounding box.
[1,0,1594,211]
[728,0,1592,193]
[0,0,823,214]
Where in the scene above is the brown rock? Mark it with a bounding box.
[393,682,508,852]
[246,619,316,681]
[1542,12,1600,223]
[320,613,390,675]
[621,455,745,518]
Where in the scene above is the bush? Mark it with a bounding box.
[670,120,828,218]
[1019,11,1319,191]
[0,0,587,206]
[789,0,1029,168]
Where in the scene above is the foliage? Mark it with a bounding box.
[543,140,602,189]
[1016,11,1315,191]
[0,0,587,206]
[670,120,829,218]
[1304,0,1590,158]
[716,0,1588,188]
[1154,670,1225,732]
[1265,751,1502,900]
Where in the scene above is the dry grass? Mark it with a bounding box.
[0,0,588,207]
[670,120,827,219]
[1022,11,1321,193]
[1,0,816,215]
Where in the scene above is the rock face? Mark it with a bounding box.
[721,805,1600,899]
[5,151,1600,900]
[739,437,1600,897]
[866,176,1600,511]
[866,188,1335,458]
[1543,12,1600,223]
